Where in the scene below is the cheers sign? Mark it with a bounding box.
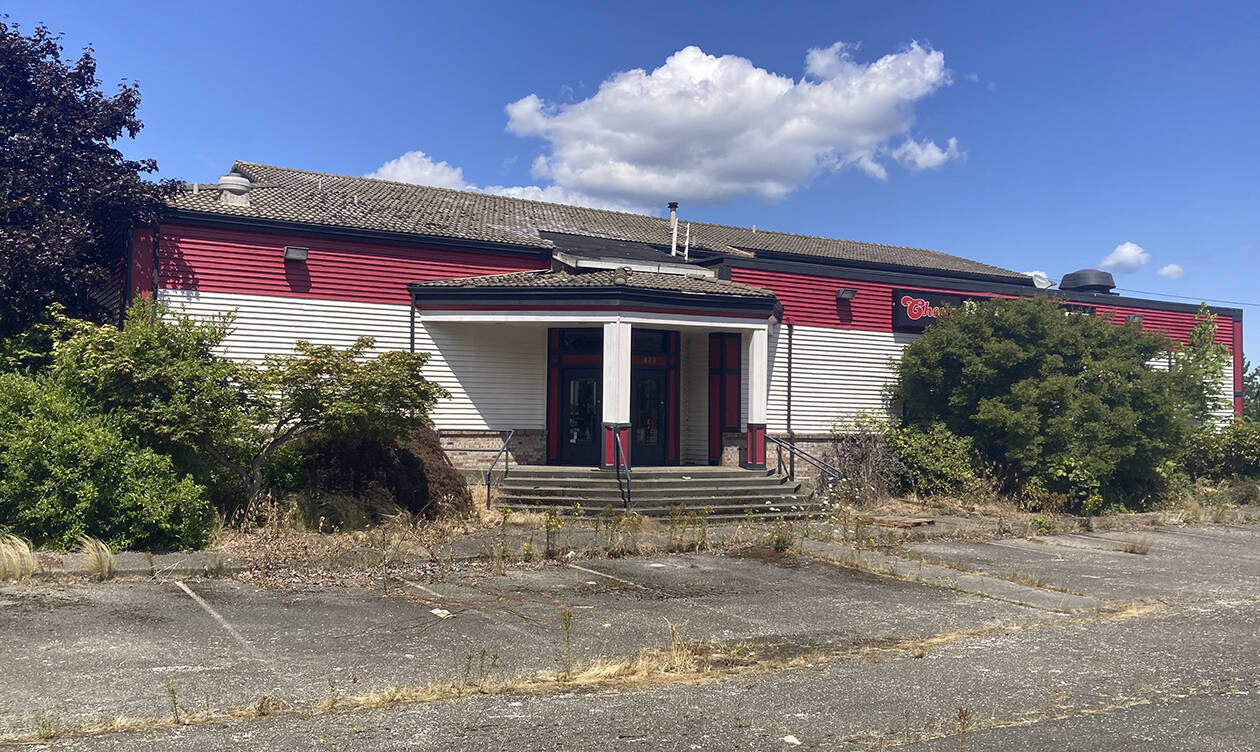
[891,289,978,332]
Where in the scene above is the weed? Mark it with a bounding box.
[954,706,974,752]
[78,536,115,581]
[164,681,181,724]
[1123,536,1151,555]
[34,712,58,740]
[253,695,281,717]
[463,648,500,687]
[769,522,794,554]
[560,609,575,679]
[544,507,563,559]
[326,678,339,709]
[1029,515,1056,536]
[521,535,535,563]
[0,534,35,580]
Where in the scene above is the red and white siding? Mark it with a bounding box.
[144,222,551,431]
[733,266,1242,433]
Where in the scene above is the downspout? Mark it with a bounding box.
[787,320,795,481]
[409,294,416,353]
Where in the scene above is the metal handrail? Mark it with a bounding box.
[612,429,632,510]
[483,430,515,508]
[766,434,841,489]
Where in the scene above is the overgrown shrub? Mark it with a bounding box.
[894,297,1222,508]
[824,416,904,506]
[267,425,472,527]
[887,423,977,496]
[0,374,213,551]
[1183,421,1260,479]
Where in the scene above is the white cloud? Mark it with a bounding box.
[1157,263,1185,280]
[505,41,958,204]
[366,150,643,212]
[366,150,468,189]
[892,137,962,170]
[1099,242,1151,272]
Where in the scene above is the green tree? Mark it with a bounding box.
[1241,358,1260,423]
[0,18,175,340]
[1168,304,1230,425]
[53,299,448,517]
[893,297,1191,507]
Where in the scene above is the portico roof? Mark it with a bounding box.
[409,268,780,319]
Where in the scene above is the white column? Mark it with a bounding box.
[603,320,631,425]
[747,326,769,425]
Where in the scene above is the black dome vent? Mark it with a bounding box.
[1058,269,1116,294]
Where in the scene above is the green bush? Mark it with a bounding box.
[887,423,977,497]
[894,297,1219,508]
[1185,421,1260,479]
[0,374,213,550]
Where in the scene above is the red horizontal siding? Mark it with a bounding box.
[730,267,1011,332]
[157,223,549,306]
[732,266,1237,350]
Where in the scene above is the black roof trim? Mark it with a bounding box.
[723,247,1038,287]
[719,256,1244,321]
[160,208,554,258]
[408,285,781,318]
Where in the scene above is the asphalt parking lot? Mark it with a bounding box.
[3,524,1258,750]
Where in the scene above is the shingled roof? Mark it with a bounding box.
[411,269,776,299]
[168,162,1030,283]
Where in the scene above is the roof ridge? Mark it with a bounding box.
[232,161,673,223]
[231,161,972,261]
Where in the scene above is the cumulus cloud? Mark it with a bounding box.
[365,149,642,211]
[505,41,959,204]
[1099,242,1151,272]
[1157,263,1185,280]
[366,150,468,189]
[892,137,962,170]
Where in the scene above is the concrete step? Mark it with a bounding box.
[498,495,812,512]
[504,467,774,481]
[498,483,796,499]
[496,499,826,521]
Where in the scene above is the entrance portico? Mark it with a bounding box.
[408,268,779,470]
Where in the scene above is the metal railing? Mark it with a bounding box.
[612,429,632,510]
[766,434,841,490]
[437,430,514,508]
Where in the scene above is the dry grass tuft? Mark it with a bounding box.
[77,536,115,581]
[1122,536,1151,555]
[0,534,36,580]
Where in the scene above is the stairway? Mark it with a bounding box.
[494,466,819,521]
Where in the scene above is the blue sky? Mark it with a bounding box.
[9,1,1260,354]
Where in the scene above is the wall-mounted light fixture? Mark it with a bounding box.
[1125,314,1143,325]
[283,246,309,262]
[835,288,857,301]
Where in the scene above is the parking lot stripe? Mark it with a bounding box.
[567,563,650,591]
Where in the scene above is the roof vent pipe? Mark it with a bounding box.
[217,172,252,207]
[668,202,679,256]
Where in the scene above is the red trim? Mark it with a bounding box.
[602,425,630,469]
[708,333,741,464]
[127,227,155,303]
[417,302,770,319]
[157,222,548,305]
[667,331,680,464]
[1235,320,1245,417]
[744,425,766,469]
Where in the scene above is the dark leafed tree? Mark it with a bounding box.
[0,18,175,340]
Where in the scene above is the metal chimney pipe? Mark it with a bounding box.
[668,202,679,256]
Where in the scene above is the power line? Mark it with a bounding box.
[1113,288,1260,309]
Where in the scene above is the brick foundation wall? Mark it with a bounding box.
[438,429,547,471]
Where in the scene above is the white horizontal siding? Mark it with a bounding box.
[765,324,916,433]
[158,289,546,431]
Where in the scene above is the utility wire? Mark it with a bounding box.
[1113,288,1260,309]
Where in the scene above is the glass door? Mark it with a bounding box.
[630,368,667,466]
[559,368,601,465]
